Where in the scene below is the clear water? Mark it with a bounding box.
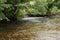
[0,16,60,40]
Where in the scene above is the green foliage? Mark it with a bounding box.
[18,9,27,18]
[29,0,47,15]
[50,6,58,14]
[0,0,60,21]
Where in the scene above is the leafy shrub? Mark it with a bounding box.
[0,0,60,21]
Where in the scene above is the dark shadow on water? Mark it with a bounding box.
[0,20,24,31]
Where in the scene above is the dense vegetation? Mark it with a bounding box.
[0,0,60,21]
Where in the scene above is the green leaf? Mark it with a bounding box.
[0,0,6,3]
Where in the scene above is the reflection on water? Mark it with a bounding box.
[0,16,60,40]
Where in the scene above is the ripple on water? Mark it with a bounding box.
[34,30,60,40]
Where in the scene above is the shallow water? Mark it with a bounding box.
[0,16,60,40]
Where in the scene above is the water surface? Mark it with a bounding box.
[0,16,60,40]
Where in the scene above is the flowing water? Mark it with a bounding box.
[0,16,60,40]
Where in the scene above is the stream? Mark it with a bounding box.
[0,16,60,40]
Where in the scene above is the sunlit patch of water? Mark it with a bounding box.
[33,30,60,40]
